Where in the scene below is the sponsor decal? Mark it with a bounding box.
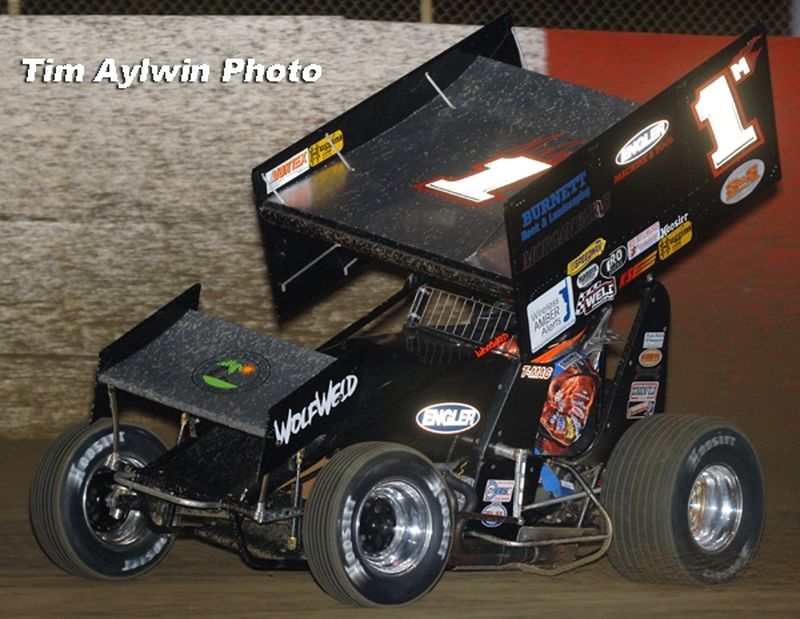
[688,434,737,469]
[629,381,659,400]
[576,263,599,289]
[600,245,627,278]
[627,380,659,419]
[262,149,309,193]
[567,238,606,276]
[481,502,507,528]
[721,158,765,205]
[619,251,657,288]
[576,278,616,316]
[521,170,591,242]
[658,220,693,261]
[416,403,481,435]
[66,434,118,485]
[474,332,511,359]
[537,356,600,455]
[643,331,665,349]
[273,374,358,445]
[638,348,663,368]
[192,353,270,392]
[615,120,670,166]
[522,192,610,271]
[627,400,655,418]
[483,479,515,503]
[554,351,584,373]
[614,133,674,184]
[121,537,169,573]
[308,129,344,167]
[627,222,661,260]
[526,277,576,352]
[520,364,554,380]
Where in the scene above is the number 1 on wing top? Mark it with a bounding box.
[422,155,552,204]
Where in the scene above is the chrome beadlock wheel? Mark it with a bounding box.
[82,458,147,546]
[30,420,174,579]
[356,479,433,576]
[687,463,743,552]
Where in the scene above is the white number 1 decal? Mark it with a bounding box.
[692,58,761,175]
[426,155,551,203]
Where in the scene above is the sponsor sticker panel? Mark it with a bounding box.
[601,245,627,278]
[615,119,670,166]
[619,251,657,288]
[658,220,693,260]
[526,276,576,353]
[567,238,606,276]
[638,348,663,368]
[720,158,765,205]
[481,502,507,528]
[576,277,616,316]
[627,222,661,261]
[482,479,515,503]
[416,403,481,434]
[263,149,309,193]
[643,331,666,349]
[627,380,659,418]
[308,129,344,167]
[576,263,599,289]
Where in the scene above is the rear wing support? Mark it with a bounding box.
[571,280,670,466]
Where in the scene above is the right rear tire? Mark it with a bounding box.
[604,414,764,585]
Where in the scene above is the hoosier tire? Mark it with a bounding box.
[30,419,174,579]
[303,442,453,607]
[604,414,764,585]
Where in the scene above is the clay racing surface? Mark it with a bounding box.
[1,17,799,617]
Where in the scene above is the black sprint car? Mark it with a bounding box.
[31,16,779,606]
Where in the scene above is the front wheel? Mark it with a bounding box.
[604,414,764,584]
[303,442,453,607]
[30,419,175,579]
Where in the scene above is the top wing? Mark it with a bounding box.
[253,16,634,314]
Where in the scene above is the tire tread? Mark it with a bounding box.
[604,414,750,584]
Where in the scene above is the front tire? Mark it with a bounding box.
[304,442,453,607]
[604,414,764,584]
[30,419,174,579]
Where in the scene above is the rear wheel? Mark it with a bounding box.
[30,419,174,579]
[304,442,453,606]
[604,414,763,584]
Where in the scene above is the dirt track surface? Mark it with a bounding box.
[2,17,799,618]
[2,440,799,618]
